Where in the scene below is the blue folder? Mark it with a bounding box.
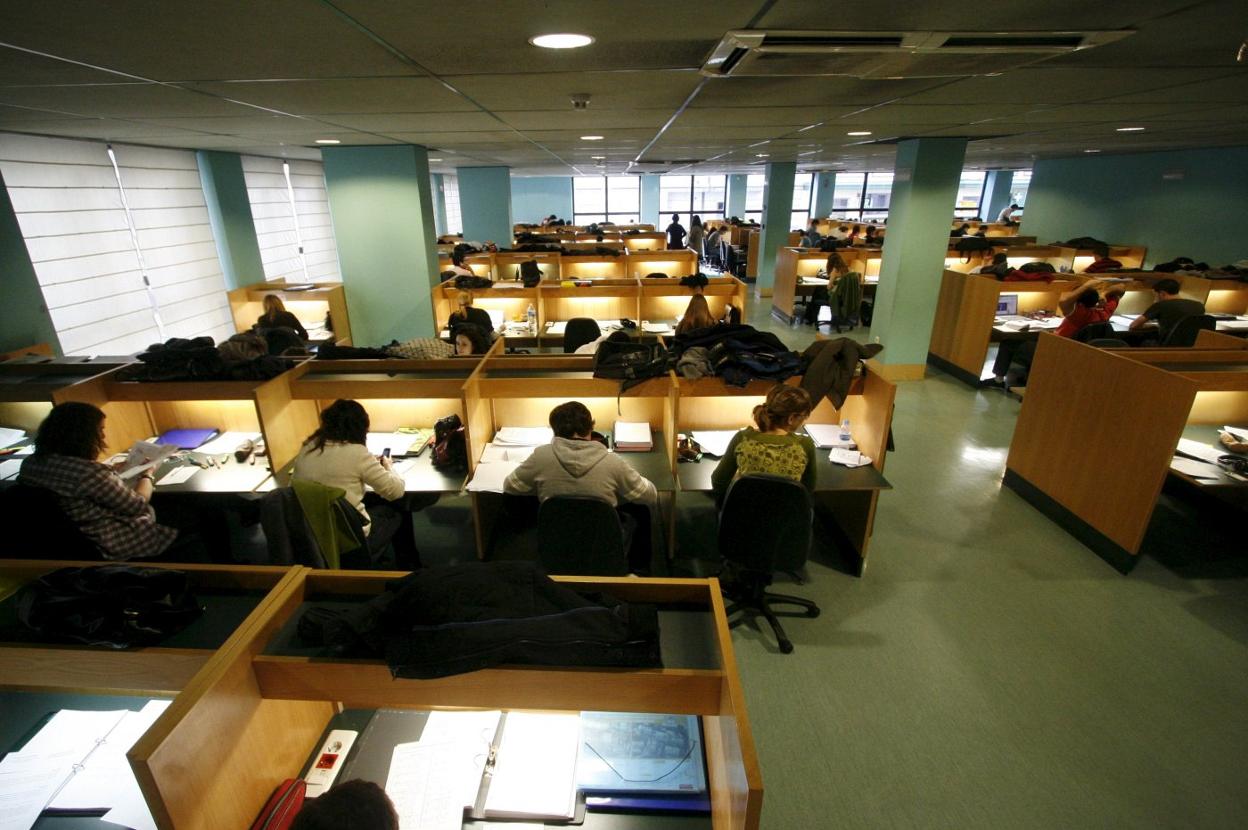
[155,428,219,450]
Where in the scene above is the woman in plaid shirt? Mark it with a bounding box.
[18,402,176,560]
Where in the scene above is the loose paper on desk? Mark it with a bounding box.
[193,430,261,456]
[155,465,198,486]
[690,430,736,458]
[0,751,72,830]
[466,461,519,493]
[0,426,25,449]
[1170,456,1223,481]
[642,322,671,333]
[493,426,553,446]
[483,712,580,820]
[479,443,535,464]
[385,712,500,830]
[116,441,178,480]
[1175,438,1224,465]
[830,448,872,468]
[366,432,423,457]
[0,458,22,480]
[805,424,854,449]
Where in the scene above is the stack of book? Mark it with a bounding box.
[613,422,652,452]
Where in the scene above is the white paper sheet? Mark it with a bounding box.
[483,713,580,820]
[155,466,198,486]
[493,427,553,446]
[0,751,73,830]
[366,432,421,457]
[0,427,26,449]
[20,709,128,757]
[466,462,519,493]
[479,444,535,464]
[0,458,22,480]
[830,448,873,468]
[385,741,484,830]
[116,442,177,481]
[690,430,737,458]
[613,421,652,449]
[191,431,261,456]
[805,424,854,449]
[1175,438,1224,465]
[641,322,672,334]
[1170,456,1224,480]
[53,701,170,811]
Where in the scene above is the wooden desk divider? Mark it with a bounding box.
[540,278,642,333]
[1004,335,1248,571]
[995,245,1072,272]
[226,280,352,345]
[927,270,1081,385]
[1056,244,1148,272]
[559,252,629,279]
[624,249,698,278]
[0,342,54,361]
[0,560,297,697]
[431,279,540,336]
[642,276,748,328]
[131,568,763,830]
[771,248,831,323]
[620,232,667,251]
[493,250,561,282]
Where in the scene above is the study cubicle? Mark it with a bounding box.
[127,566,763,830]
[226,280,352,345]
[620,232,668,251]
[1003,332,1248,572]
[0,342,54,362]
[673,361,896,575]
[1057,244,1148,272]
[770,247,882,324]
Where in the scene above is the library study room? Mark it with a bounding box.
[2,2,1248,829]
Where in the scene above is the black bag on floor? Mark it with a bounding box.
[16,565,204,649]
[860,297,874,326]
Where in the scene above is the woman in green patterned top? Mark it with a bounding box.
[711,384,817,505]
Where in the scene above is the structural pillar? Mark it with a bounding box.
[431,173,449,237]
[871,138,968,380]
[756,161,796,296]
[725,173,748,219]
[457,166,512,245]
[983,170,1014,222]
[0,167,60,354]
[322,145,441,342]
[197,151,265,289]
[813,171,837,219]
[639,174,661,227]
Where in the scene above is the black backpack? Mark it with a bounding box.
[454,274,493,290]
[519,260,542,287]
[431,414,467,471]
[592,340,669,391]
[955,236,994,260]
[1019,261,1057,273]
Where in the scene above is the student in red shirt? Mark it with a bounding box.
[1056,279,1124,338]
[1082,245,1124,274]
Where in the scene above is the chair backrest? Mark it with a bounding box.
[1086,338,1128,348]
[563,318,602,353]
[257,487,328,568]
[1074,321,1116,342]
[536,497,629,576]
[0,482,102,560]
[832,272,863,316]
[718,475,812,574]
[1162,314,1215,347]
[289,479,368,569]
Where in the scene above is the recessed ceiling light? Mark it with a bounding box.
[590,155,606,160]
[429,157,443,161]
[580,135,604,141]
[1116,126,1145,132]
[529,33,594,49]
[1084,149,1101,154]
[314,139,340,145]
[755,153,769,157]
[847,131,872,136]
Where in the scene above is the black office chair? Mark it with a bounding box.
[536,497,629,576]
[1073,321,1116,343]
[0,483,103,560]
[563,317,602,353]
[1086,337,1129,348]
[1162,314,1215,347]
[717,475,820,654]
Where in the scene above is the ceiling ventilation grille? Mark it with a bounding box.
[702,30,1133,79]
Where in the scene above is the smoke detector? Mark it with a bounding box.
[570,93,591,109]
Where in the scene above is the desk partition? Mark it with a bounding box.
[621,232,668,251]
[0,359,137,454]
[642,277,748,330]
[226,280,351,345]
[625,249,699,279]
[560,254,629,279]
[1057,244,1148,272]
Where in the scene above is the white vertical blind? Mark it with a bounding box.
[0,133,231,354]
[443,174,463,235]
[242,155,341,282]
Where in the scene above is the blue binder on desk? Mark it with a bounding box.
[155,428,219,450]
[577,712,710,814]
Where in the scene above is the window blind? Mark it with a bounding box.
[1,133,231,355]
[242,155,341,282]
[443,174,463,235]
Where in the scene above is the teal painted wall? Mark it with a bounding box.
[725,174,748,218]
[757,162,796,291]
[322,145,440,342]
[1021,146,1248,267]
[871,138,968,368]
[457,166,512,244]
[640,175,661,226]
[0,167,60,354]
[197,151,265,289]
[511,176,573,223]
[813,172,837,218]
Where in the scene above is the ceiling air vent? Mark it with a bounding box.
[701,30,1133,79]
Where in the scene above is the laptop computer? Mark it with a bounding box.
[996,294,1019,316]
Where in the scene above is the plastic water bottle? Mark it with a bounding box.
[839,418,851,442]
[526,304,537,334]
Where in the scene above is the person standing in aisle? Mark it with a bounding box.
[666,213,686,250]
[688,215,705,262]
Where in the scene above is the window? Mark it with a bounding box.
[1010,171,1032,208]
[659,174,726,228]
[954,171,986,219]
[0,133,233,355]
[743,174,764,224]
[831,173,865,219]
[573,176,640,225]
[443,175,463,235]
[243,156,341,282]
[789,173,815,233]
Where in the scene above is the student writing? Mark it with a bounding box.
[711,385,817,505]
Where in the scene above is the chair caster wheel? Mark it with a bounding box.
[807,607,821,618]
[778,640,794,654]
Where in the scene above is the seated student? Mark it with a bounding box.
[446,244,476,277]
[997,203,1021,224]
[973,225,988,238]
[977,252,1011,279]
[830,224,851,241]
[1128,277,1205,341]
[1083,245,1124,273]
[17,402,180,561]
[800,219,822,248]
[951,222,971,238]
[291,780,397,830]
[448,290,494,335]
[803,253,861,325]
[711,385,816,506]
[675,294,717,336]
[862,225,880,246]
[992,280,1125,385]
[292,399,420,568]
[256,294,309,340]
[453,323,491,356]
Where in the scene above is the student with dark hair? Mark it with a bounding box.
[951,222,971,238]
[977,252,1011,279]
[453,323,491,356]
[17,402,178,560]
[800,218,822,248]
[803,253,861,325]
[1056,279,1123,339]
[665,213,687,250]
[688,214,704,260]
[448,290,493,335]
[258,294,308,339]
[447,244,476,277]
[711,385,817,506]
[1129,278,1205,341]
[998,203,1021,224]
[290,780,398,830]
[862,225,880,246]
[972,225,988,238]
[293,399,419,566]
[1083,245,1123,273]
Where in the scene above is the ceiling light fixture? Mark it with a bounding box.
[529,33,595,49]
[314,139,341,145]
[580,135,604,141]
[429,157,443,161]
[797,123,823,132]
[1084,149,1101,154]
[590,155,606,160]
[755,153,769,157]
[1116,126,1145,132]
[847,131,872,136]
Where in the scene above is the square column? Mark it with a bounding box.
[457,166,513,245]
[813,172,837,219]
[197,151,265,289]
[756,161,795,294]
[322,145,441,342]
[0,167,59,354]
[871,138,968,379]
[983,170,1014,222]
[725,173,748,219]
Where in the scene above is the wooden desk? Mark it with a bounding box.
[129,568,763,830]
[621,232,668,251]
[431,280,539,338]
[771,248,832,323]
[226,280,351,345]
[0,342,54,362]
[540,279,642,345]
[1056,244,1148,272]
[493,251,562,282]
[673,362,895,574]
[626,249,699,279]
[0,358,140,458]
[1004,335,1248,572]
[560,253,629,279]
[642,277,748,329]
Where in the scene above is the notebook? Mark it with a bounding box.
[155,428,219,450]
[613,421,653,452]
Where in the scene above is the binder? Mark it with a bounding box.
[469,712,585,823]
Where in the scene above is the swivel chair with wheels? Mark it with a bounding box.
[1162,314,1215,347]
[717,474,820,653]
[0,483,102,560]
[563,318,602,353]
[537,496,630,576]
